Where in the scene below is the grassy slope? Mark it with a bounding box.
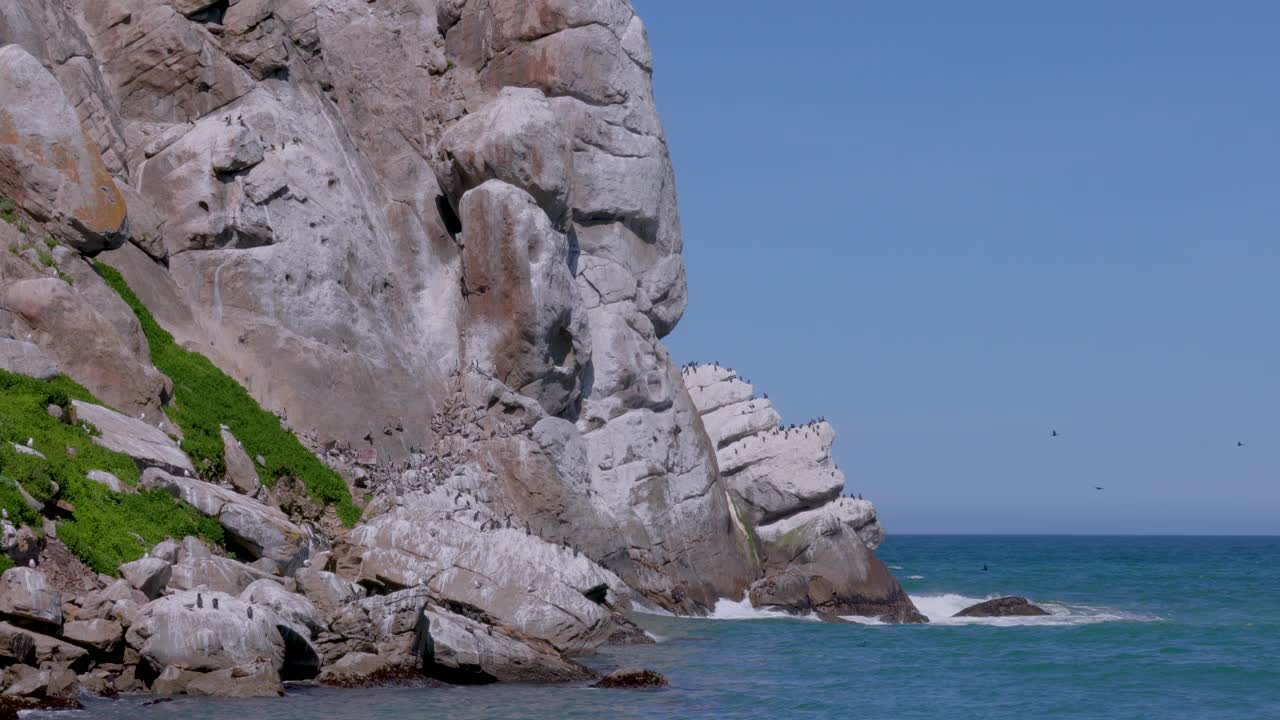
[0,369,225,574]
[94,263,360,526]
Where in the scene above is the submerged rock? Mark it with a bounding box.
[953,597,1049,618]
[0,695,81,717]
[592,668,668,689]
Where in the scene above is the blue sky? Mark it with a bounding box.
[635,1,1280,534]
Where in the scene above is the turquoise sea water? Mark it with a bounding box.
[61,536,1280,719]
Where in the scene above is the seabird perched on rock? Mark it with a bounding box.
[212,597,219,610]
[197,593,204,609]
[248,607,254,619]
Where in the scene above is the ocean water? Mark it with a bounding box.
[58,536,1280,720]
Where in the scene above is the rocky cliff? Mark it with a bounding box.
[0,0,920,701]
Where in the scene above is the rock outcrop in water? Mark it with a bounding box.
[0,0,923,700]
[953,597,1049,618]
[682,364,924,623]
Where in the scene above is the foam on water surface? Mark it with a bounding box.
[841,593,1161,627]
[704,595,819,621]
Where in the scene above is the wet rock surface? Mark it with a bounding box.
[953,597,1050,618]
[592,668,669,689]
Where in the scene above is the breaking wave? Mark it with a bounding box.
[705,595,819,621]
[843,593,1161,627]
[644,593,1159,627]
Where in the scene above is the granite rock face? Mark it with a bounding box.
[0,1,922,689]
[2,281,171,421]
[0,338,58,381]
[347,488,627,654]
[0,45,126,253]
[125,591,287,673]
[0,0,756,615]
[683,364,920,621]
[71,402,192,475]
[683,365,851,525]
[140,468,308,565]
[0,568,62,631]
[326,587,593,684]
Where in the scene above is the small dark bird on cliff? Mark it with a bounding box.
[212,597,219,610]
[247,607,254,620]
[197,593,203,609]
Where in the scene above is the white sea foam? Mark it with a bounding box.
[642,592,1158,627]
[705,595,819,622]
[907,575,925,579]
[888,565,904,570]
[842,593,1160,627]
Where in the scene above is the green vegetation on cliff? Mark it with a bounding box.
[0,369,224,573]
[94,262,360,526]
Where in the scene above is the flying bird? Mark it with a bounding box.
[1236,441,1246,447]
[1094,486,1104,491]
[1051,430,1060,438]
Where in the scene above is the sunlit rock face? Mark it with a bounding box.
[682,364,922,621]
[0,0,755,612]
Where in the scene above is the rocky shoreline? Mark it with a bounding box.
[2,0,927,707]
